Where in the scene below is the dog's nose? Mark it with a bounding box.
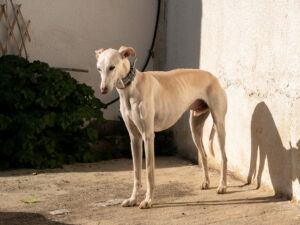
[101,87,108,94]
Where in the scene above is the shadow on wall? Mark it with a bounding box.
[164,0,202,69]
[165,0,203,160]
[247,102,300,199]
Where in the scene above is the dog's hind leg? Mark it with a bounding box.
[189,110,210,189]
[214,118,227,194]
[210,103,227,194]
[209,124,216,157]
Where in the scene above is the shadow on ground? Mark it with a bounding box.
[154,195,286,209]
[0,156,191,177]
[0,212,72,225]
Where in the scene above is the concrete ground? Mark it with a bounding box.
[0,157,299,225]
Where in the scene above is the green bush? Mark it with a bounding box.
[0,55,106,169]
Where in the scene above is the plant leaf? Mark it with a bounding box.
[21,197,37,204]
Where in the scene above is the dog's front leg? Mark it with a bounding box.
[121,135,142,207]
[139,132,155,209]
[120,116,143,207]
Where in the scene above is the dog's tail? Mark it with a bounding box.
[209,124,216,157]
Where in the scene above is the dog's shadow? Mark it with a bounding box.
[154,195,284,208]
[246,102,300,199]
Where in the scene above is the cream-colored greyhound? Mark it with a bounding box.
[95,46,227,209]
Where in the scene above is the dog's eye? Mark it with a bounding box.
[109,66,115,71]
[97,68,101,72]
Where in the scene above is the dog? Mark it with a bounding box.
[95,46,228,209]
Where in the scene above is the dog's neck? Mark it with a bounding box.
[116,58,137,89]
[117,69,142,110]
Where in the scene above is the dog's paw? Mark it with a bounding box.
[121,198,137,207]
[201,181,209,190]
[216,185,226,194]
[139,199,153,209]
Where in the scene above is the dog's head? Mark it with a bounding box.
[95,46,136,94]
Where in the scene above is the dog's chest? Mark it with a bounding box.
[121,99,143,123]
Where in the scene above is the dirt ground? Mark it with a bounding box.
[0,157,299,225]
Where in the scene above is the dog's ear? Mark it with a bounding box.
[95,48,104,60]
[119,46,136,58]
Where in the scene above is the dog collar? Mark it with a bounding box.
[117,58,137,89]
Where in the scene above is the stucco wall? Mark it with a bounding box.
[165,0,300,201]
[0,0,157,120]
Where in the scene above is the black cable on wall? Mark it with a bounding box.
[105,0,161,107]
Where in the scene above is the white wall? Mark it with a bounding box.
[165,0,300,201]
[0,0,157,120]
